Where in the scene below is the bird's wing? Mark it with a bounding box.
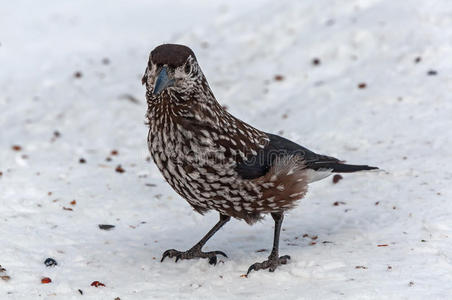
[235,133,340,180]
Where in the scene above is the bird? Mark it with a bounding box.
[142,44,377,274]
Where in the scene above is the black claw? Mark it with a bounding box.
[208,256,217,265]
[280,255,291,264]
[161,251,170,262]
[175,254,182,263]
[215,251,228,258]
[247,264,256,275]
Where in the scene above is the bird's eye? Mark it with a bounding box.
[184,63,191,74]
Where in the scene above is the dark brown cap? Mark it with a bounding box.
[150,44,196,67]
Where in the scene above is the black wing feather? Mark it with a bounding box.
[235,133,339,179]
[235,133,377,180]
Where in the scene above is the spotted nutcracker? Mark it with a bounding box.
[142,44,377,274]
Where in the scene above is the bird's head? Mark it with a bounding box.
[142,44,205,101]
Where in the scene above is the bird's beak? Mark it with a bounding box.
[153,66,174,95]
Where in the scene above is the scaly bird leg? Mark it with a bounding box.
[247,212,290,274]
[161,213,231,265]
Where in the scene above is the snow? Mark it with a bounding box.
[1,0,452,299]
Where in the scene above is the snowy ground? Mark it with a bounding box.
[1,0,452,299]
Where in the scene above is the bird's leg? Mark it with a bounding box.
[161,213,231,265]
[247,212,290,274]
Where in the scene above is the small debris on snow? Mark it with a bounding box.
[98,224,115,231]
[90,281,105,287]
[358,83,367,89]
[312,58,321,65]
[355,266,368,269]
[274,74,284,81]
[11,145,22,151]
[41,277,52,284]
[44,258,58,267]
[51,130,61,142]
[333,201,346,206]
[115,165,125,173]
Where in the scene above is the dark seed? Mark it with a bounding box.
[427,70,437,76]
[358,83,367,89]
[274,75,284,81]
[98,224,115,231]
[115,165,125,173]
[44,258,58,267]
[312,58,321,65]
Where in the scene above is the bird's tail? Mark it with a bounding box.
[312,162,378,173]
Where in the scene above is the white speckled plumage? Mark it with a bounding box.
[142,45,310,224]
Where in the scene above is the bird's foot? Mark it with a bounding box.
[247,254,290,275]
[161,246,227,265]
